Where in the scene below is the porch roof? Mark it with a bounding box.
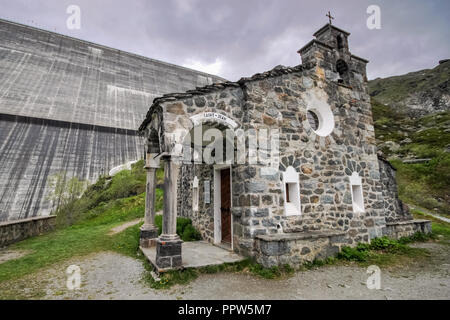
[137,64,304,133]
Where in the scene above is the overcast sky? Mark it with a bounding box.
[1,0,449,81]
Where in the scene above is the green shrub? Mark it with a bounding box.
[47,160,149,227]
[181,224,202,242]
[176,217,193,236]
[369,236,401,251]
[337,232,434,263]
[248,264,282,279]
[398,232,433,244]
[154,215,202,242]
[356,242,371,251]
[338,246,369,262]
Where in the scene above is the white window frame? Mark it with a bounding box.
[349,172,365,214]
[283,166,302,216]
[306,89,335,137]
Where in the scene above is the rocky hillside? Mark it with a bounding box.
[369,61,450,216]
[369,60,450,118]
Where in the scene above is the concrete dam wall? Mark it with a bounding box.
[0,19,224,222]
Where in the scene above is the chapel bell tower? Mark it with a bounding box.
[298,14,369,90]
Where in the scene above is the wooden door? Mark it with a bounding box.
[220,168,231,244]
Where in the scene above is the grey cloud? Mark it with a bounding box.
[0,0,448,81]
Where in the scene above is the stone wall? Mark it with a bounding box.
[377,155,413,222]
[178,163,215,243]
[254,230,348,267]
[383,219,432,239]
[232,65,385,253]
[0,215,56,247]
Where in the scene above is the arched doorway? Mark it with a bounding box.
[180,120,237,248]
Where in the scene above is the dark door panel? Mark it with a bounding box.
[220,168,231,244]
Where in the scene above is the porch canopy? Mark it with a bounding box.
[137,82,243,270]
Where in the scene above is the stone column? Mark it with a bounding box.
[155,155,183,270]
[139,153,160,248]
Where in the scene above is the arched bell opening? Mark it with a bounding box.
[336,59,350,85]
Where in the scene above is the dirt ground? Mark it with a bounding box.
[0,242,449,300]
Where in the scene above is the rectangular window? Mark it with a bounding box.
[350,172,365,214]
[283,167,301,216]
[351,183,365,213]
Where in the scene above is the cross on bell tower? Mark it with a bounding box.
[326,11,334,25]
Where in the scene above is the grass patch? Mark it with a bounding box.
[371,92,450,216]
[49,160,165,228]
[0,193,146,284]
[410,208,450,241]
[389,142,450,216]
[0,159,203,289]
[301,257,338,270]
[336,234,434,267]
[0,190,203,285]
[142,259,296,290]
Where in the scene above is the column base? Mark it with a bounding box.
[140,225,159,248]
[155,238,183,270]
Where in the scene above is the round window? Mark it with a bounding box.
[307,110,320,131]
[305,89,335,137]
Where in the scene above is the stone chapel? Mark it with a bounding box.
[137,23,431,270]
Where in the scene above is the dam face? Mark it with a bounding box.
[0,19,224,222]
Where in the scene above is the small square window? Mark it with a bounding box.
[351,184,364,213]
[349,172,365,214]
[283,167,301,216]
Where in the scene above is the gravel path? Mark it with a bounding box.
[0,249,31,264]
[0,242,449,300]
[107,218,143,235]
[408,204,450,224]
[107,211,163,236]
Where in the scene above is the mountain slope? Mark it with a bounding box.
[369,61,450,216]
[369,60,450,118]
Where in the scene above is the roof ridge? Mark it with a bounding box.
[138,64,304,132]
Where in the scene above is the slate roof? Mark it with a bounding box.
[138,64,304,132]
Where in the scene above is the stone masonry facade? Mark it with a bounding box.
[377,154,413,223]
[0,215,56,248]
[139,23,431,268]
